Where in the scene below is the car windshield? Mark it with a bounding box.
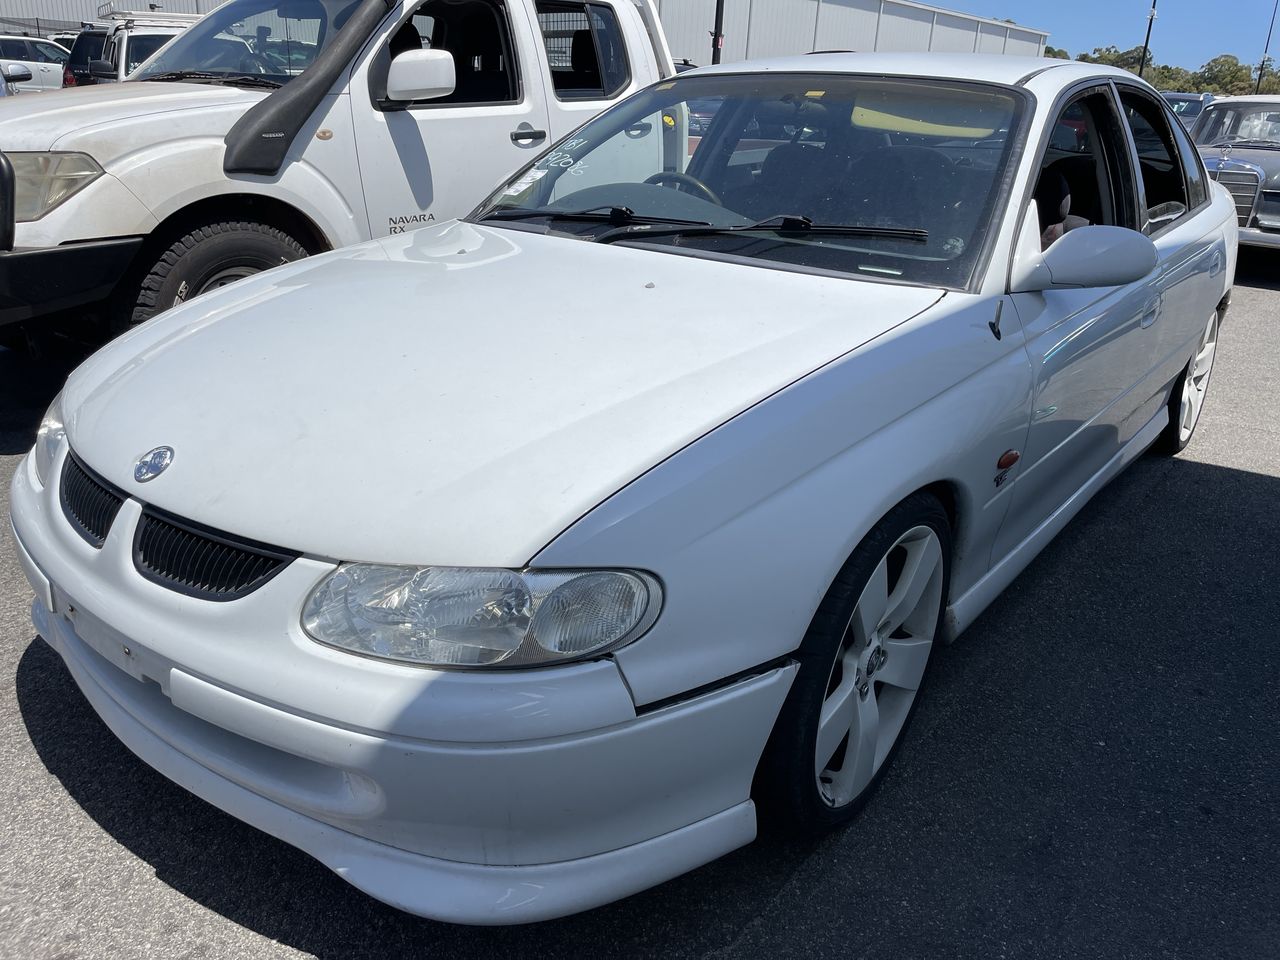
[473,73,1025,289]
[132,0,360,86]
[1194,101,1280,148]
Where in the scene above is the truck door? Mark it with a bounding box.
[349,0,552,237]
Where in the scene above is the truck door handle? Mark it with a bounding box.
[511,128,547,144]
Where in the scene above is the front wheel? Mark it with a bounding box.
[755,492,951,833]
[124,221,308,329]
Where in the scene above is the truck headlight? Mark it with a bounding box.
[10,153,103,222]
[32,391,65,487]
[302,565,662,669]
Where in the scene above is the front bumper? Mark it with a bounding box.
[1237,225,1280,249]
[0,237,142,326]
[9,448,797,924]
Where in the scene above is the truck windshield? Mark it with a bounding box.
[475,73,1026,290]
[132,0,359,86]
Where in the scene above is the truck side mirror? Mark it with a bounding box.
[89,59,117,80]
[386,49,455,104]
[1,62,32,84]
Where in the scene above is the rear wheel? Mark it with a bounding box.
[123,221,307,329]
[755,492,950,833]
[1157,310,1219,455]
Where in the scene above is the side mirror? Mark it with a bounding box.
[89,59,117,80]
[1012,219,1158,293]
[1,62,32,84]
[386,49,455,104]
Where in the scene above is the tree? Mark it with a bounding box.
[1044,45,1070,59]
[1076,45,1151,73]
[1195,54,1254,95]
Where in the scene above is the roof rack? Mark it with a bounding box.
[95,3,202,25]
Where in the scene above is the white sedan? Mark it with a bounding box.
[9,53,1235,924]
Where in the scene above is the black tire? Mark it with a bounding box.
[1155,309,1220,456]
[124,221,307,329]
[754,491,951,835]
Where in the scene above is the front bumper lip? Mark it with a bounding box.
[0,237,142,326]
[38,600,761,925]
[1237,225,1280,248]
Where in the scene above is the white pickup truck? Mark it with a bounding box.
[0,0,673,344]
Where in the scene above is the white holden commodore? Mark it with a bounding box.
[9,54,1234,924]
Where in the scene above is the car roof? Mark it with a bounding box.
[1205,94,1280,104]
[682,53,1135,88]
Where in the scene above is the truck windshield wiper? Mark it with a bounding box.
[592,214,929,245]
[482,205,710,227]
[139,70,282,89]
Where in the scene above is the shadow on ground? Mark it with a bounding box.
[15,451,1280,959]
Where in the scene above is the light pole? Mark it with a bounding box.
[1138,0,1157,78]
[1257,0,1280,94]
[711,0,726,65]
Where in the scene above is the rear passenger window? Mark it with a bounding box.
[0,39,29,60]
[389,0,518,105]
[1119,90,1190,232]
[536,1,629,100]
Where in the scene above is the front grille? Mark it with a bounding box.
[1209,168,1261,226]
[60,454,125,548]
[133,508,298,602]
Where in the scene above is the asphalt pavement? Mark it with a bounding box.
[1,252,1277,959]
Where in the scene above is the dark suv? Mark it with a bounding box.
[65,28,107,87]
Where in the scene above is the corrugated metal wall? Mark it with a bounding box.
[654,0,1048,66]
[2,0,1048,64]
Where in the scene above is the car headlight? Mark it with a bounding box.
[302,565,662,669]
[10,153,103,222]
[32,391,65,487]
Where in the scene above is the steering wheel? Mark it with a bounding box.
[643,171,723,206]
[238,53,274,75]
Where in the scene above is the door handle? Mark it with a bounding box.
[510,128,547,144]
[1140,298,1161,329]
[1209,250,1224,277]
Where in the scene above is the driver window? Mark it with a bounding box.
[1119,90,1190,232]
[1033,93,1130,251]
[389,0,518,105]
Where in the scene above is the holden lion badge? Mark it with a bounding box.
[134,446,174,483]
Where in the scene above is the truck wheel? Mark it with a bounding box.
[127,221,307,328]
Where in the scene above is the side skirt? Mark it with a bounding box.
[942,405,1168,641]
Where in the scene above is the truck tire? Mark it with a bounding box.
[126,221,307,328]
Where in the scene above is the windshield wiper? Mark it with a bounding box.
[592,214,928,245]
[139,70,282,88]
[483,205,712,228]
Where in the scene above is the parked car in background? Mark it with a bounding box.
[64,26,108,86]
[48,32,82,48]
[1192,95,1280,249]
[1163,91,1213,128]
[0,0,675,350]
[10,53,1236,925]
[87,7,200,83]
[0,35,69,91]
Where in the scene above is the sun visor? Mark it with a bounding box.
[851,87,1007,138]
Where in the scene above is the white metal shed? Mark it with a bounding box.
[656,0,1048,66]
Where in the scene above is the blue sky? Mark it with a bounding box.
[934,0,1280,70]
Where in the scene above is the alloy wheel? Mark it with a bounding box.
[815,524,945,807]
[1178,312,1219,444]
